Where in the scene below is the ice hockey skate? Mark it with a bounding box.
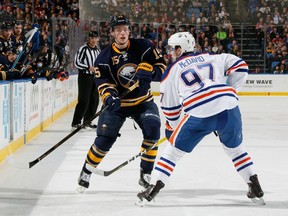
[247,174,265,205]
[71,124,85,132]
[76,170,91,193]
[84,123,97,131]
[138,169,151,189]
[135,180,165,207]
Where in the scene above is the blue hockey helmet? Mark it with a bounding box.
[110,15,130,30]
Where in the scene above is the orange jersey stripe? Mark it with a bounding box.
[227,63,248,75]
[183,88,237,107]
[169,115,189,144]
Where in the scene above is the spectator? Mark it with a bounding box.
[248,0,259,15]
[230,44,240,56]
[272,33,283,45]
[228,38,237,50]
[0,48,21,81]
[196,12,208,25]
[259,2,271,15]
[217,44,225,54]
[273,60,288,74]
[203,26,214,43]
[256,26,265,49]
[266,41,274,57]
[219,6,230,20]
[283,32,288,46]
[0,22,16,55]
[12,21,25,48]
[216,26,227,49]
[268,48,280,71]
[0,47,37,83]
[212,41,219,53]
[250,65,262,74]
[255,17,265,31]
[273,10,281,25]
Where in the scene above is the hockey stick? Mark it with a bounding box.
[7,80,139,169]
[9,27,38,73]
[20,39,38,76]
[86,137,167,176]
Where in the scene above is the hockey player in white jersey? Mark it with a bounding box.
[137,32,265,205]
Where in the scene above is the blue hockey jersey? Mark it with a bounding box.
[95,38,166,107]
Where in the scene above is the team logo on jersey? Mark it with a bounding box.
[117,63,137,88]
[101,124,108,131]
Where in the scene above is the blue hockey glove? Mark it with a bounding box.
[135,62,154,83]
[165,121,174,140]
[104,95,121,111]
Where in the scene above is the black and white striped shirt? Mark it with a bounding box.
[74,43,100,74]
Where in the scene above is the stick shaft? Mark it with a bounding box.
[28,81,139,168]
[86,137,167,176]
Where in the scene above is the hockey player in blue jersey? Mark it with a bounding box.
[137,32,265,205]
[77,15,166,192]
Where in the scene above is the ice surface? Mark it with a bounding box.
[0,96,288,216]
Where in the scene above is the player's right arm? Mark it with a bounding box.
[94,51,119,104]
[160,65,182,130]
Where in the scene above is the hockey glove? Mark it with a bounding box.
[165,121,174,140]
[52,70,59,79]
[135,63,154,85]
[58,70,69,81]
[0,71,20,80]
[104,95,121,111]
[30,73,38,84]
[45,69,53,81]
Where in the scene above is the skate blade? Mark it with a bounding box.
[135,191,149,207]
[135,199,148,207]
[71,128,86,132]
[250,197,266,205]
[135,192,156,207]
[76,186,86,193]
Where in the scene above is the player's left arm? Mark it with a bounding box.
[142,41,166,82]
[223,54,249,92]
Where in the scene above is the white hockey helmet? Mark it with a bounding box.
[167,32,195,54]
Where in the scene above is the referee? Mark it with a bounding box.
[71,31,100,130]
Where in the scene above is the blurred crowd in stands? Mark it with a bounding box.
[1,0,288,76]
[249,0,288,73]
[91,0,237,65]
[0,0,74,82]
[80,0,288,73]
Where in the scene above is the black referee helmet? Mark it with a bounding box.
[88,31,98,37]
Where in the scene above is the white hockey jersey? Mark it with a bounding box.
[160,52,248,129]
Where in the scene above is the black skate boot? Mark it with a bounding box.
[76,170,91,193]
[247,174,265,205]
[138,169,151,189]
[84,123,97,131]
[136,180,165,206]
